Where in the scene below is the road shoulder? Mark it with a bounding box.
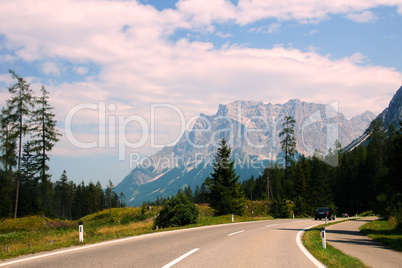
[325,217,402,268]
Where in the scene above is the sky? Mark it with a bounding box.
[0,0,402,187]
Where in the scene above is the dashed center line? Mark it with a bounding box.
[265,223,279,227]
[227,230,245,236]
[162,248,199,268]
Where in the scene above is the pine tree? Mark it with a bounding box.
[279,116,297,181]
[19,142,40,216]
[0,170,14,217]
[54,170,70,218]
[106,180,114,213]
[0,111,17,172]
[3,70,35,218]
[205,138,245,215]
[30,85,61,184]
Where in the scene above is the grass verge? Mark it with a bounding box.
[302,221,367,268]
[360,219,402,251]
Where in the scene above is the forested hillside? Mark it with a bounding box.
[241,118,402,220]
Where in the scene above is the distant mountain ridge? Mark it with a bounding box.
[345,86,402,151]
[115,99,375,206]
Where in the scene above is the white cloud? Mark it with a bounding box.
[249,23,281,34]
[41,61,60,75]
[74,66,88,75]
[215,31,233,38]
[176,0,402,26]
[0,54,17,62]
[346,52,368,64]
[306,29,319,36]
[346,10,378,23]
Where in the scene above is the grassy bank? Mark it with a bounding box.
[0,207,158,260]
[0,206,273,260]
[360,219,402,251]
[302,221,367,268]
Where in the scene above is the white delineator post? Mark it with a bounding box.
[321,227,326,249]
[231,214,234,222]
[79,221,84,242]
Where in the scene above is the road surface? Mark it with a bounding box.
[326,217,402,268]
[0,219,328,268]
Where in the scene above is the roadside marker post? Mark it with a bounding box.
[321,227,326,249]
[79,221,84,242]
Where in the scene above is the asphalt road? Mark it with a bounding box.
[0,219,329,268]
[326,217,402,268]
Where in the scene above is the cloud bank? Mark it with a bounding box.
[0,0,401,161]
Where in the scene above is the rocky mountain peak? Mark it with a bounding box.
[378,86,402,127]
[115,98,377,205]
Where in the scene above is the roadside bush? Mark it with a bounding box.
[153,193,198,229]
[269,199,293,218]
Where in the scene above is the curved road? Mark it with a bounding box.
[0,219,329,268]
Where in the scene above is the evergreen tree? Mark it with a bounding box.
[184,185,193,202]
[366,118,387,196]
[293,156,308,216]
[30,85,61,184]
[306,155,332,210]
[19,142,40,216]
[279,116,297,180]
[106,180,114,213]
[54,170,69,218]
[205,138,245,215]
[0,112,17,172]
[3,70,35,218]
[193,183,208,204]
[0,170,14,217]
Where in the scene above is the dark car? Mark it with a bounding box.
[314,207,335,220]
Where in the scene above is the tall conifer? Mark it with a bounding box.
[205,138,245,215]
[3,70,35,218]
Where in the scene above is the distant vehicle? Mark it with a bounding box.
[342,213,349,217]
[314,207,335,220]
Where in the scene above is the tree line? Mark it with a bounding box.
[0,71,124,219]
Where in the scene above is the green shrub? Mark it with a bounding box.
[269,199,293,218]
[153,193,198,229]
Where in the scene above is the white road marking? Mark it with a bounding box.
[161,248,199,268]
[296,224,326,268]
[265,223,279,227]
[227,230,245,236]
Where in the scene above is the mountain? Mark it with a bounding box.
[345,86,402,151]
[115,99,375,206]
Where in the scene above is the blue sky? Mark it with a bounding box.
[1,0,402,186]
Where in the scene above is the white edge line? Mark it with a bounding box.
[161,248,199,268]
[0,231,187,267]
[227,230,245,236]
[296,224,326,268]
